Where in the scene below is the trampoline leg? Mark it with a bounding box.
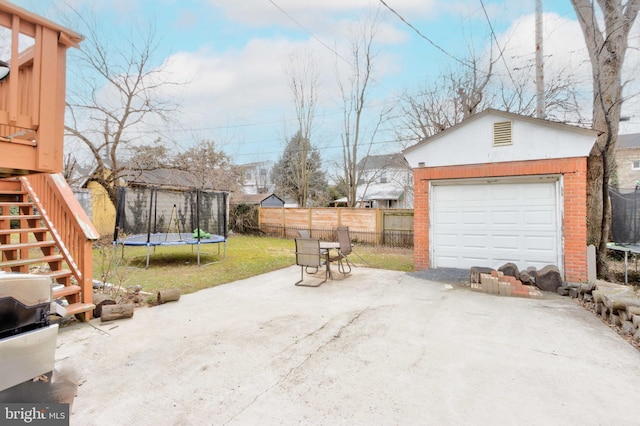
[146,245,151,269]
[625,250,628,285]
[197,243,201,266]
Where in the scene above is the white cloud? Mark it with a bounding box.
[206,0,438,30]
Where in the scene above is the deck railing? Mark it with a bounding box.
[21,173,99,306]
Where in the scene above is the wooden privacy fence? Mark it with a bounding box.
[259,207,414,247]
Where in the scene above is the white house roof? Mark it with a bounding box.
[403,108,598,169]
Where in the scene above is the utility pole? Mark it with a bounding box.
[535,0,545,119]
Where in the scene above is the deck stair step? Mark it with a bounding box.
[44,269,74,281]
[0,254,64,269]
[0,241,56,251]
[0,227,48,235]
[0,214,41,221]
[53,284,82,299]
[64,302,96,319]
[0,202,33,208]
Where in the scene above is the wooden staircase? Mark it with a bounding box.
[0,175,98,320]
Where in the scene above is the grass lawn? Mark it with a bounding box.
[94,234,414,296]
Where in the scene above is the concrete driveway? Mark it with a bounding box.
[55,266,640,425]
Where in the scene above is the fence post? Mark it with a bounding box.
[376,209,382,245]
[280,206,285,238]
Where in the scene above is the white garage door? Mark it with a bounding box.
[431,178,562,271]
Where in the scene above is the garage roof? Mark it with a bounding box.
[403,109,598,169]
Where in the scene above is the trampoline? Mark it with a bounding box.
[608,187,640,284]
[114,186,228,268]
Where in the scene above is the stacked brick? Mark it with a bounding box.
[572,281,640,341]
[471,270,544,299]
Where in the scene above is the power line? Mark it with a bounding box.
[479,0,518,89]
[378,0,470,68]
[266,0,351,67]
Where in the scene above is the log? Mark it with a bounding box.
[602,295,640,313]
[100,303,134,322]
[622,321,636,335]
[628,306,640,317]
[632,315,640,328]
[620,311,629,322]
[600,304,609,318]
[609,313,621,327]
[92,293,116,318]
[579,282,595,294]
[157,288,181,304]
[593,288,633,304]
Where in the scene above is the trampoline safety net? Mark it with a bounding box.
[610,187,640,244]
[114,186,228,242]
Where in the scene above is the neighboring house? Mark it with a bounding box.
[404,108,598,283]
[613,133,640,191]
[240,161,274,195]
[334,153,414,208]
[231,193,284,208]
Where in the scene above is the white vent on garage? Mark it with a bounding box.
[493,121,512,146]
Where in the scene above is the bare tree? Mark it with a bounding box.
[571,0,640,277]
[63,11,180,205]
[398,46,585,149]
[172,140,242,193]
[397,55,493,147]
[336,8,390,207]
[284,50,319,207]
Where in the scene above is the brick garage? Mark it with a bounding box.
[403,109,598,282]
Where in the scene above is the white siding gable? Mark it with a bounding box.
[403,110,597,168]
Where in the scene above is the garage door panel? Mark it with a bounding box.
[492,235,519,250]
[459,234,489,249]
[461,210,488,225]
[492,186,521,201]
[524,235,555,252]
[492,210,519,226]
[434,233,459,248]
[431,180,561,271]
[434,211,459,225]
[523,210,556,227]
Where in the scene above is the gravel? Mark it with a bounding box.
[409,268,470,285]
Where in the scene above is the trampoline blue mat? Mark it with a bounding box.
[118,233,226,246]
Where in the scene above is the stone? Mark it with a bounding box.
[557,286,570,296]
[526,266,538,280]
[535,265,563,293]
[498,263,520,280]
[569,288,579,299]
[519,270,532,284]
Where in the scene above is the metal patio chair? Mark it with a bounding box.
[294,238,327,287]
[297,229,310,238]
[329,226,353,275]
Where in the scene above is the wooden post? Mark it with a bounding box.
[157,288,181,304]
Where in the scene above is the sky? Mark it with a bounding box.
[9,0,640,169]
